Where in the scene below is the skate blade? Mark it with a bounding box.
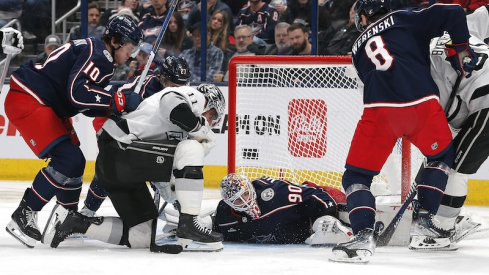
[329,249,371,264]
[6,221,37,248]
[177,238,223,252]
[409,236,458,251]
[42,204,69,244]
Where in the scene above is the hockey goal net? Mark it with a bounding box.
[227,56,424,202]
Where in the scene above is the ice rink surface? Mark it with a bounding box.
[1,180,488,275]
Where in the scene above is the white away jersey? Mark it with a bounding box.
[102,86,206,144]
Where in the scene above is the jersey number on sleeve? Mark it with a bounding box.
[365,36,394,71]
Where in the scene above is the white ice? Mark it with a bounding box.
[1,180,488,275]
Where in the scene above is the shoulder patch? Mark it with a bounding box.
[261,188,275,201]
[103,50,113,62]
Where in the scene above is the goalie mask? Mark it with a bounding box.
[220,173,261,218]
[197,84,225,126]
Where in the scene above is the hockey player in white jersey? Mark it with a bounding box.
[416,8,489,251]
[43,84,226,252]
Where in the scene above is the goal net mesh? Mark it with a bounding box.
[228,56,424,202]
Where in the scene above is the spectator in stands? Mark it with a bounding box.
[179,22,224,82]
[36,34,61,64]
[235,0,279,45]
[127,42,155,79]
[21,0,51,42]
[101,0,142,26]
[159,11,193,58]
[288,22,311,55]
[317,2,359,56]
[176,0,198,21]
[139,0,170,44]
[279,0,332,32]
[261,22,292,55]
[185,0,234,33]
[223,25,256,82]
[0,0,22,28]
[209,10,233,54]
[67,2,105,43]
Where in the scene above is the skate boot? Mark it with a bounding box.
[51,209,103,248]
[409,201,456,251]
[329,221,382,264]
[6,190,42,248]
[176,213,224,252]
[305,216,353,246]
[450,215,481,243]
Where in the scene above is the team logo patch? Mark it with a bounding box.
[103,50,113,62]
[156,156,165,164]
[261,188,275,201]
[431,142,438,150]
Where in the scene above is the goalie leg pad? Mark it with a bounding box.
[408,235,457,251]
[177,238,224,252]
[42,204,69,244]
[305,216,353,246]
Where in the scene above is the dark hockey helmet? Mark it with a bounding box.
[160,56,191,86]
[354,0,391,32]
[196,83,226,125]
[220,173,261,218]
[104,15,143,46]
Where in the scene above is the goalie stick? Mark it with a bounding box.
[133,0,178,95]
[150,186,183,254]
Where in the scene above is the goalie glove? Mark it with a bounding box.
[153,181,177,204]
[1,27,24,55]
[445,41,478,78]
[188,116,217,155]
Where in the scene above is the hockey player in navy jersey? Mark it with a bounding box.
[330,1,479,263]
[0,27,23,55]
[4,15,143,248]
[213,174,352,245]
[44,84,226,252]
[79,56,192,218]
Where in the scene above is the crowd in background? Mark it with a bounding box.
[1,0,489,82]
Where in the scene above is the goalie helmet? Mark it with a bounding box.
[160,56,191,86]
[197,84,225,125]
[354,0,391,32]
[220,173,261,218]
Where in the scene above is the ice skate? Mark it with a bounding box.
[409,201,456,251]
[329,222,382,264]
[51,210,103,248]
[176,213,223,252]
[306,216,353,246]
[5,193,42,248]
[450,215,481,243]
[42,204,71,244]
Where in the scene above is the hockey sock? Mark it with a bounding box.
[84,175,108,212]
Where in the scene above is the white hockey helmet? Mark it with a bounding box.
[220,173,261,218]
[196,83,225,126]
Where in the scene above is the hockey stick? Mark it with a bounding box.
[133,0,178,95]
[150,186,183,254]
[376,181,418,246]
[0,53,13,94]
[444,75,463,117]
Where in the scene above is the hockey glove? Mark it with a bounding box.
[109,90,142,116]
[153,181,177,204]
[0,27,23,54]
[188,116,217,155]
[445,41,478,78]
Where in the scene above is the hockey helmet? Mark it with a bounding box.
[196,83,226,125]
[220,173,261,218]
[354,0,391,32]
[160,56,191,86]
[104,15,143,47]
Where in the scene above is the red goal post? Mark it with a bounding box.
[227,56,419,202]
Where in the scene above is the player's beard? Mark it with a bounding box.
[292,39,307,53]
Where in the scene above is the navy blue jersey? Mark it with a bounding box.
[213,177,337,244]
[235,4,279,43]
[138,12,168,44]
[351,4,471,107]
[10,38,115,118]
